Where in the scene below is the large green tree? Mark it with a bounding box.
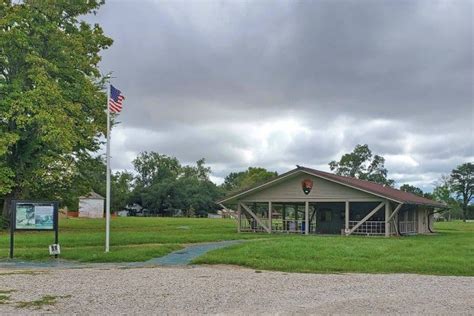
[222,167,278,193]
[329,144,394,186]
[450,162,473,222]
[130,152,220,215]
[133,152,181,188]
[432,175,459,220]
[110,171,133,212]
[0,1,112,215]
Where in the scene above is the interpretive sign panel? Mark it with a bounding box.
[10,200,59,258]
[14,202,56,230]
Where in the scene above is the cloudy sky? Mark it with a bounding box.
[88,0,473,191]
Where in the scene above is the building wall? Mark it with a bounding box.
[79,199,104,218]
[241,173,380,202]
[417,206,431,233]
[396,205,432,235]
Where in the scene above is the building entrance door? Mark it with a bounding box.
[315,202,344,234]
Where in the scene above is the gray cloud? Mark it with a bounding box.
[89,0,473,190]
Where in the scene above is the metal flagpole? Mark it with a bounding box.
[105,84,111,252]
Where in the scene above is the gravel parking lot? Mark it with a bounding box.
[0,265,472,315]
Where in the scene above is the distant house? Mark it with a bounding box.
[117,210,129,217]
[218,208,237,219]
[79,192,105,218]
[218,166,446,236]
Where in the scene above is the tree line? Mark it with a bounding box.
[37,145,474,221]
[57,152,279,217]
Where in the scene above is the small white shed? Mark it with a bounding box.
[79,192,105,218]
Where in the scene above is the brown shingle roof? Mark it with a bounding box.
[218,166,446,208]
[298,166,446,208]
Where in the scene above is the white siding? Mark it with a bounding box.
[418,207,429,233]
[241,173,379,202]
[79,199,104,218]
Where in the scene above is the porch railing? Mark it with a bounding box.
[241,217,316,233]
[349,220,385,236]
[240,217,270,232]
[272,219,306,233]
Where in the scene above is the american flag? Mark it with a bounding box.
[109,85,125,113]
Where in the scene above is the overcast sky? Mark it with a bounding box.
[88,0,473,191]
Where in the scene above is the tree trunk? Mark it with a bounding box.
[462,196,468,222]
[2,189,20,219]
[2,196,11,218]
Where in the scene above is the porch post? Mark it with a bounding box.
[345,201,350,235]
[237,202,241,233]
[305,201,309,235]
[268,201,272,234]
[385,200,391,237]
[282,204,286,231]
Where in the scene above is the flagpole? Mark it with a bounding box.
[105,84,111,253]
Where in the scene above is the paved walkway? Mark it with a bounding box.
[0,240,241,270]
[140,240,241,266]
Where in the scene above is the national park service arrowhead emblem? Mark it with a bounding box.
[302,179,313,195]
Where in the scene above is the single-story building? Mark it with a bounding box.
[218,166,446,236]
[79,192,105,218]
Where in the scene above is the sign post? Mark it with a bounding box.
[9,200,59,259]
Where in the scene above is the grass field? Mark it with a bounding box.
[194,221,474,276]
[0,218,472,276]
[0,217,269,262]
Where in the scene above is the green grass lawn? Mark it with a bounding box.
[0,218,472,276]
[0,217,269,262]
[194,221,474,276]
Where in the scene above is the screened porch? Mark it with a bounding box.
[235,201,408,236]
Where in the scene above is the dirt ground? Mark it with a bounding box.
[0,265,472,315]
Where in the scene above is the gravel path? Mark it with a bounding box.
[0,265,472,315]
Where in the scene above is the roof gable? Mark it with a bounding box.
[218,166,446,208]
[79,191,105,200]
[241,172,376,201]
